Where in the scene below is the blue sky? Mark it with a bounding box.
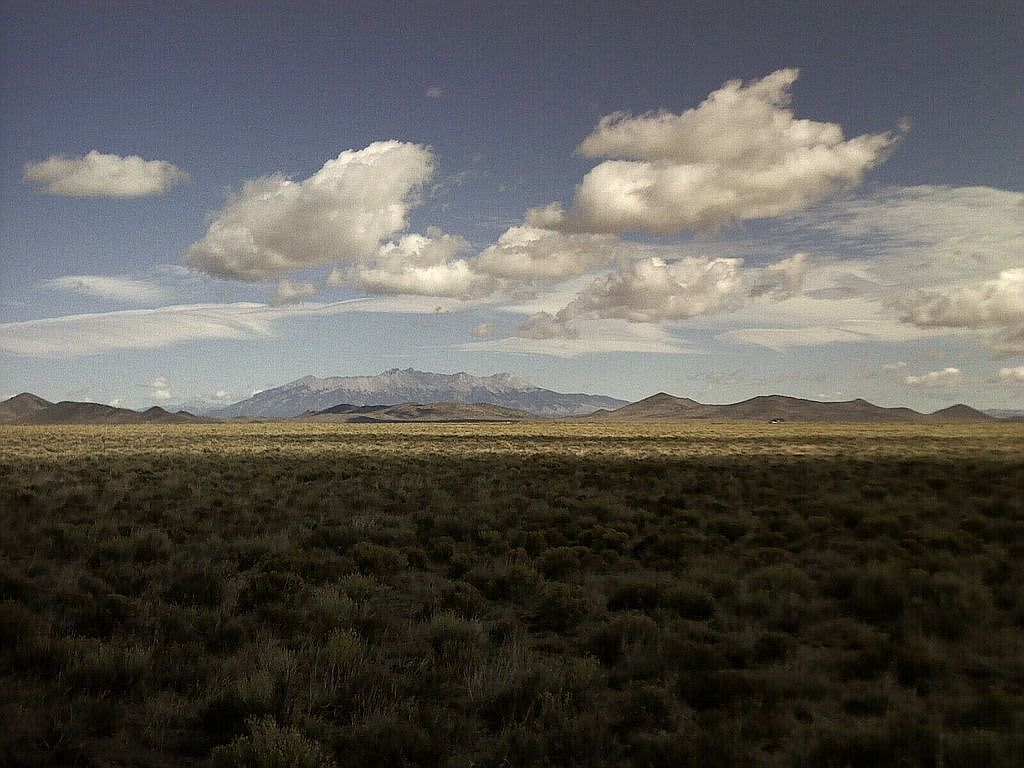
[1,1,1021,409]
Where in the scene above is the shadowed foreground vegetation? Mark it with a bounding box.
[0,422,1022,767]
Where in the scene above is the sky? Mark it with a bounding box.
[0,1,1021,410]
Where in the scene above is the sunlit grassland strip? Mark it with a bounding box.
[2,422,1022,463]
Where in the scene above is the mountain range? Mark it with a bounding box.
[585,392,994,423]
[299,401,531,423]
[207,369,627,418]
[0,369,1008,425]
[0,394,211,425]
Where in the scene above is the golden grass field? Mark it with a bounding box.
[3,420,1022,461]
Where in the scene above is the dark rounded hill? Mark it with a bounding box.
[0,395,212,425]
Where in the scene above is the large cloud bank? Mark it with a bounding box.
[23,151,188,198]
[115,70,1003,361]
[527,69,897,234]
[513,252,809,340]
[893,269,1024,354]
[338,229,493,299]
[186,141,436,281]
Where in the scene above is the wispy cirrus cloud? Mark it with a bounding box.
[0,296,482,358]
[690,185,1023,352]
[0,303,279,357]
[995,366,1024,384]
[40,275,169,304]
[455,317,693,358]
[23,150,188,198]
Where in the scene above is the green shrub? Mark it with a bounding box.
[62,638,150,694]
[665,583,714,620]
[433,580,488,619]
[309,583,356,633]
[323,627,365,673]
[913,570,993,639]
[403,545,429,568]
[466,559,542,601]
[165,566,226,608]
[753,631,793,663]
[351,541,408,576]
[427,535,456,561]
[746,563,815,597]
[537,546,591,580]
[841,562,908,623]
[944,729,1019,768]
[607,577,663,612]
[588,613,659,666]
[133,528,174,562]
[677,668,777,711]
[68,592,135,638]
[614,683,675,731]
[428,611,484,669]
[710,515,752,542]
[532,582,594,631]
[0,598,36,650]
[446,552,475,578]
[238,571,306,611]
[210,715,335,767]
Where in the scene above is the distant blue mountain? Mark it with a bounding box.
[209,369,628,419]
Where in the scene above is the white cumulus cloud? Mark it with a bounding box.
[353,261,487,298]
[996,366,1024,384]
[893,268,1024,328]
[186,141,436,281]
[23,150,188,198]
[904,367,961,388]
[342,229,494,298]
[140,376,172,401]
[891,268,1024,353]
[568,256,747,322]
[271,279,318,305]
[747,253,811,298]
[473,226,620,281]
[516,311,578,340]
[556,252,809,325]
[529,69,896,235]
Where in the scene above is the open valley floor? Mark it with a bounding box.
[1,423,1022,766]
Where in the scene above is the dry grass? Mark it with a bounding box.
[2,420,1021,462]
[0,422,1022,766]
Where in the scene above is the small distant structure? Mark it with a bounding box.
[769,418,785,424]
